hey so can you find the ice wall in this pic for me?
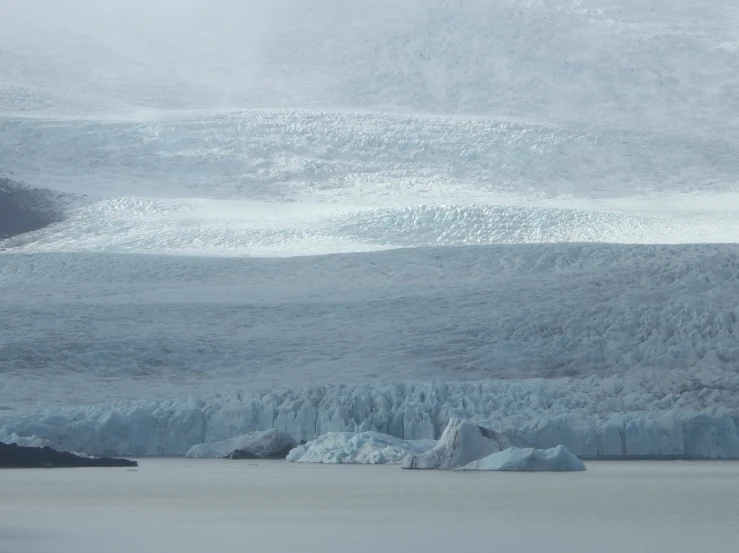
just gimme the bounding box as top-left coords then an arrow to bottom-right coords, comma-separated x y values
2,379 -> 738,458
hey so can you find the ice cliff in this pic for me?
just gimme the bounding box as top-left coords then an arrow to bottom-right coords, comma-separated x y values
2,378 -> 738,459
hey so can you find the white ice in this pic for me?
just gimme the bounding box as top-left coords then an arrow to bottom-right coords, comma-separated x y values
0,431 -> 55,450
461,445 -> 586,472
286,431 -> 436,464
403,418 -> 503,469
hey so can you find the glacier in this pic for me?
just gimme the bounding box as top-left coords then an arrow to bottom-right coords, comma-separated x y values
2,380 -> 738,459
1,0 -> 738,464
2,244 -> 738,410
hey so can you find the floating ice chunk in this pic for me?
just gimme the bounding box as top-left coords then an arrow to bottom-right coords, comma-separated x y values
461,445 -> 586,472
186,429 -> 297,459
402,418 -> 508,469
287,431 -> 436,464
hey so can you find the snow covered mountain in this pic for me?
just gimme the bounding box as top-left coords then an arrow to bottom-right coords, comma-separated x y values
1,0 -> 737,457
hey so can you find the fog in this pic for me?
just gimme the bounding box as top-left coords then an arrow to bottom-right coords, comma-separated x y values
0,0 -> 289,38
1,0 -> 737,125
0,0 -> 297,73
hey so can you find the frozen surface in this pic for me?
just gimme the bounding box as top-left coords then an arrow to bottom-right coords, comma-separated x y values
3,112 -> 739,208
185,429 -> 296,459
1,244 -> 738,412
1,459 -> 739,553
461,445 -> 586,472
3,381 -> 738,458
287,431 -> 436,464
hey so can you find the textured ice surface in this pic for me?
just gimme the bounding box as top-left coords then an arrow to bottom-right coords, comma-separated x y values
2,380 -> 738,458
0,431 -> 56,450
461,445 -> 586,472
3,112 -> 739,211
1,244 -> 738,410
185,429 -> 296,459
403,418 -> 503,469
286,431 -> 435,464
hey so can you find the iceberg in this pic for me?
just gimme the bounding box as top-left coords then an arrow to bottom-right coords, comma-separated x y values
287,431 -> 436,464
186,429 -> 297,459
460,445 -> 586,472
402,418 -> 508,469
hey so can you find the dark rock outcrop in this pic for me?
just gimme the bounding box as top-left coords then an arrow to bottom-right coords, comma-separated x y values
187,429 -> 298,459
0,177 -> 70,239
0,442 -> 137,468
224,441 -> 295,460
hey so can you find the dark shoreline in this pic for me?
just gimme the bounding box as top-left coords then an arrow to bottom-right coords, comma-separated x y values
0,443 -> 138,469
